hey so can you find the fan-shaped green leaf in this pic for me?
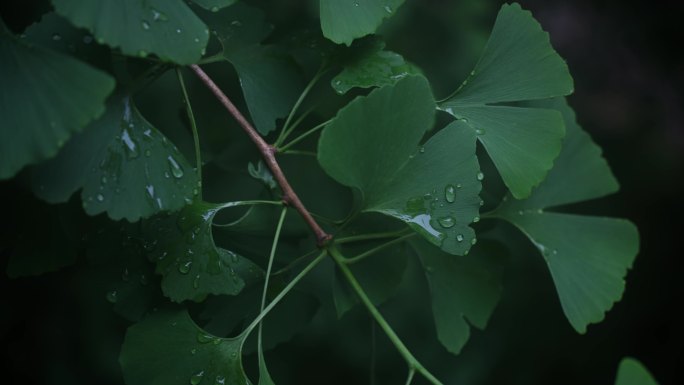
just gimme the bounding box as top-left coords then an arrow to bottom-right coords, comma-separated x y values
411,239 -> 503,355
331,39 -> 419,94
0,26 -> 114,179
120,309 -> 251,385
615,357 -> 659,385
198,3 -> 302,135
52,0 -> 209,64
492,98 -> 639,333
143,201 -> 263,303
318,77 -> 482,255
191,0 -> 238,12
320,0 -> 405,45
439,3 -> 574,199
31,97 -> 200,222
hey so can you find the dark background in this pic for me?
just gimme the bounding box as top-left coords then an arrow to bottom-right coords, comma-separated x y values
1,0 -> 682,384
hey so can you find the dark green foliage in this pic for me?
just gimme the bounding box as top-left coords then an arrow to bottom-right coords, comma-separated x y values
0,1 -> 650,385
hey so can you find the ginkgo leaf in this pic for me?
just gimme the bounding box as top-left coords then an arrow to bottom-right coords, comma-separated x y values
198,3 -> 302,135
52,0 -> 209,64
31,97 -> 200,222
492,98 -> 639,333
120,309 -> 251,385
319,0 -> 405,46
331,39 -> 420,94
0,24 -> 114,179
142,201 -> 263,303
191,0 -> 238,12
318,76 -> 482,255
439,3 -> 574,199
411,239 -> 503,355
614,357 -> 660,385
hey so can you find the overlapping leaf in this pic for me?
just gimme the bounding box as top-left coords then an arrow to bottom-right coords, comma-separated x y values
0,22 -> 114,179
31,97 -> 199,222
320,0 -> 405,45
52,0 -> 209,64
198,3 -> 302,135
143,201 -> 263,302
614,357 -> 659,385
331,39 -> 419,94
318,76 -> 482,255
120,309 -> 251,385
492,98 -> 639,333
439,3 -> 574,199
411,239 -> 503,355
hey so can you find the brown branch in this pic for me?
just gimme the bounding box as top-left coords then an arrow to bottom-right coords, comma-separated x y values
189,64 -> 332,247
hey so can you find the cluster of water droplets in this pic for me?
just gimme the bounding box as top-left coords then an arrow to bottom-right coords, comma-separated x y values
401,155 -> 486,252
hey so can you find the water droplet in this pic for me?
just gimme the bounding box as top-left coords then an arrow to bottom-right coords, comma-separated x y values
211,6 -> 219,12
194,37 -> 200,43
101,176 -> 108,184
144,149 -> 151,157
419,146 -> 425,154
52,33 -> 61,41
121,129 -> 139,159
139,50 -> 148,58
151,9 -> 168,21
230,20 -> 242,27
438,216 -> 455,228
471,238 -> 477,245
384,5 -> 393,13
121,268 -> 130,281
179,260 -> 192,274
475,128 -> 486,135
146,185 -> 156,201
354,2 -> 360,6
456,234 -> 464,242
167,156 -> 184,178
106,290 -> 118,303
96,194 -> 105,202
197,333 -> 214,344
141,21 -> 150,30
517,210 -> 525,216
473,216 -> 480,223
176,28 -> 182,34
191,348 -> 197,355
214,376 -> 226,385
476,172 -> 484,181
190,370 -> 204,385
193,274 -> 200,289
139,274 -> 148,286
444,184 -> 456,203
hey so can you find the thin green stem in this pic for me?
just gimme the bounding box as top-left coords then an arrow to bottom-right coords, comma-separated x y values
275,67 -> 326,147
272,248 -> 319,276
243,250 -> 327,336
197,54 -> 224,65
405,368 -> 416,385
258,207 -> 288,357
335,229 -> 412,245
280,150 -> 317,157
329,246 -> 443,385
343,233 -> 416,265
176,68 -> 203,197
278,119 -> 331,152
